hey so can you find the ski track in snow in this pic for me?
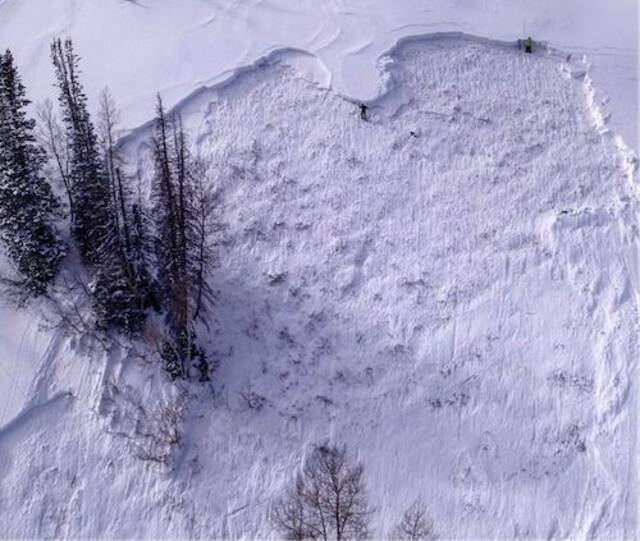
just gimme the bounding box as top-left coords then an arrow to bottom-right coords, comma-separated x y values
0,35 -> 638,539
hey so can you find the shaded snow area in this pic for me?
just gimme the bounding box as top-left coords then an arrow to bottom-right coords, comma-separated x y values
0,36 -> 638,539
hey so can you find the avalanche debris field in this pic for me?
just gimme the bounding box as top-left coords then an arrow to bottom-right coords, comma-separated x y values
0,36 -> 637,539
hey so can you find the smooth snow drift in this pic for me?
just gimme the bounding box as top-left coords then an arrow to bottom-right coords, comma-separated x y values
0,0 -> 637,150
0,35 -> 637,538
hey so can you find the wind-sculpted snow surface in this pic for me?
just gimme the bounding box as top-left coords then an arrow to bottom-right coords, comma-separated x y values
0,0 -> 636,149
0,37 -> 638,539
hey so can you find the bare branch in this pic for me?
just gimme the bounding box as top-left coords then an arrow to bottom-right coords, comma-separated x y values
393,500 -> 436,540
36,99 -> 73,218
272,444 -> 370,540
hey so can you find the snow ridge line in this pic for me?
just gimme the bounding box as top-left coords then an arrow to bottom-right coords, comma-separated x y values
116,30 -> 637,171
118,32 -> 564,146
117,46 -> 332,149
577,52 -> 639,540
0,391 -> 71,439
25,327 -> 66,410
581,58 -> 638,188
371,32 -> 529,106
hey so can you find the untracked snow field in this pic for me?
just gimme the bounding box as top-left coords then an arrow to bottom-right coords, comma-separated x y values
0,36 -> 638,539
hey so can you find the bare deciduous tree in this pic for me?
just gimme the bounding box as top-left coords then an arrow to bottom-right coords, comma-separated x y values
189,157 -> 217,324
393,500 -> 435,540
272,444 -> 370,540
98,88 -> 132,253
36,99 -> 73,217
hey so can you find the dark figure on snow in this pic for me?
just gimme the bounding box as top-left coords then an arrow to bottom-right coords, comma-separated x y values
360,103 -> 368,121
525,36 -> 533,53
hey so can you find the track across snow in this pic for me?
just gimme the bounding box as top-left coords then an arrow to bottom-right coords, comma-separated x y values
0,36 -> 637,539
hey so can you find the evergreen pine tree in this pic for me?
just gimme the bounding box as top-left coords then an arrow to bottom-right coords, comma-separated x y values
0,50 -> 65,295
130,201 -> 159,312
50,39 -> 147,333
50,38 -> 113,266
151,96 -> 212,379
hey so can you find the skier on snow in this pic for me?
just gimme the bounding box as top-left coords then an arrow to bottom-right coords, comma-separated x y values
360,103 -> 368,121
525,36 -> 533,53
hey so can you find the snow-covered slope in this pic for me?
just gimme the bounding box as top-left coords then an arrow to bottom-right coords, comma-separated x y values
0,0 -> 637,150
0,32 -> 637,538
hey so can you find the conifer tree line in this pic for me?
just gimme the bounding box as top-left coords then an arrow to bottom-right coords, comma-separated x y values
0,40 -> 214,381
0,50 -> 65,295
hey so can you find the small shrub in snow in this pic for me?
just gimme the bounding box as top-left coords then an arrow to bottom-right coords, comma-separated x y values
161,326 -> 209,381
266,271 -> 287,285
239,381 -> 266,411
393,500 -> 436,540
